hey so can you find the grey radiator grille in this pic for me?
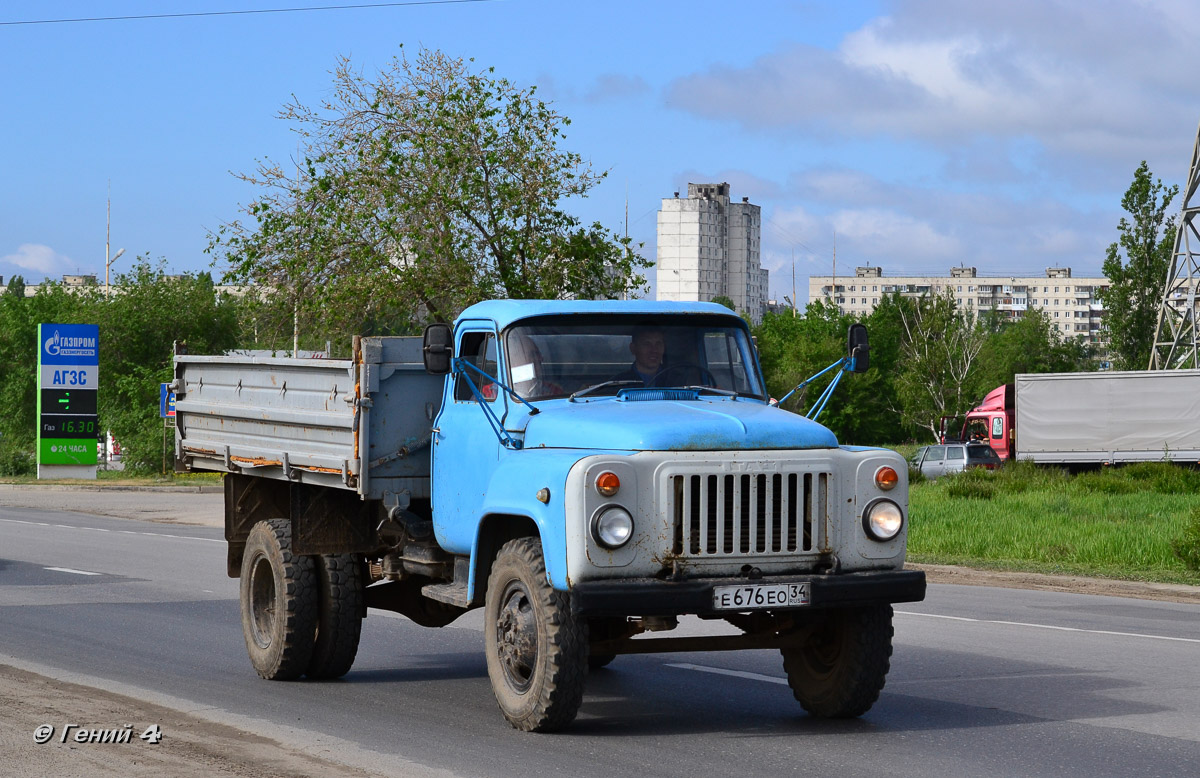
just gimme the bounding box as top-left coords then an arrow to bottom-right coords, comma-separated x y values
669,472 -> 828,557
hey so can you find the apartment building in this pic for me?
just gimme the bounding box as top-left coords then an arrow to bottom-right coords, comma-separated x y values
809,266 -> 1110,347
657,182 -> 769,324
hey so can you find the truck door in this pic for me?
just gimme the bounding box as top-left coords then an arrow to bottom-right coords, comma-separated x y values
430,325 -> 505,553
990,414 -> 1007,459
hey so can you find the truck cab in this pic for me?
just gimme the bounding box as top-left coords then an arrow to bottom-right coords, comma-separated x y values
426,301 -> 915,596
962,384 -> 1015,460
941,384 -> 1015,461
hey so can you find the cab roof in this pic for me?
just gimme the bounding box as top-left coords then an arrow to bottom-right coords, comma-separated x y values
456,299 -> 746,331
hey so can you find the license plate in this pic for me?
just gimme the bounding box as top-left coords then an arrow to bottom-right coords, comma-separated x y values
711,582 -> 810,610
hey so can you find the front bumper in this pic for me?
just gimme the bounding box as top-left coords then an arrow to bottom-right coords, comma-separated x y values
570,569 -> 926,617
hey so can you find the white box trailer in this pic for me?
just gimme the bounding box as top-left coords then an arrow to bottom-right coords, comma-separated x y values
1014,369 -> 1200,465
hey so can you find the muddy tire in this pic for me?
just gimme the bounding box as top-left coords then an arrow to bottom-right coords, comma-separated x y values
484,538 -> 588,732
306,554 -> 364,680
239,519 -> 318,681
781,604 -> 893,718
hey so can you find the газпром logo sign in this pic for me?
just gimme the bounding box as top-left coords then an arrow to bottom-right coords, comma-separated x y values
44,329 -> 97,359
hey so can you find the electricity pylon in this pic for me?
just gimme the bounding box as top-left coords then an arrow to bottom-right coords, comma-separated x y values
1150,119 -> 1200,370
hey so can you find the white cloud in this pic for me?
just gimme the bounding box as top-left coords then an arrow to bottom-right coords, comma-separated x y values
664,0 -> 1199,175
831,208 -> 963,261
1,243 -> 73,276
758,167 -> 1113,303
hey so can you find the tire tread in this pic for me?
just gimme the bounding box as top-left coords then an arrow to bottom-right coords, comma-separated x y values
781,604 -> 893,718
486,537 -> 588,732
240,519 -> 318,681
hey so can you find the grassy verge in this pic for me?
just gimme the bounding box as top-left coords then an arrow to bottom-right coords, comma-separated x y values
907,461 -> 1200,585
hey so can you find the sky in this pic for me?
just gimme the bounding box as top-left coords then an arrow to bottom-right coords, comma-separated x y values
3,0 -> 1199,306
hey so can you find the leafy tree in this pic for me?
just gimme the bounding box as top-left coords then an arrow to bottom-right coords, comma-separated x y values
894,289 -> 988,440
711,295 -> 736,312
1099,161 -> 1178,369
974,308 -> 1094,391
212,47 -> 649,334
4,275 -> 26,299
754,299 -> 909,445
97,259 -> 240,473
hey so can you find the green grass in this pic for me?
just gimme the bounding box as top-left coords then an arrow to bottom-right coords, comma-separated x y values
908,461 -> 1200,585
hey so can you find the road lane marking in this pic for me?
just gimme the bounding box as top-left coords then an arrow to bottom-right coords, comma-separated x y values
666,663 -> 787,685
0,517 -> 222,543
896,610 -> 1200,644
44,567 -> 103,576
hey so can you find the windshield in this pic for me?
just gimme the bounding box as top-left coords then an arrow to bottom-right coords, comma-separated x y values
504,315 -> 765,400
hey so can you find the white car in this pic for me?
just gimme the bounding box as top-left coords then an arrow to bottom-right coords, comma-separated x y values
910,443 -> 1001,480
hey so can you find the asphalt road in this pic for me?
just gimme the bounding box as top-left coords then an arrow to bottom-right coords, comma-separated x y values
2,497 -> 1199,778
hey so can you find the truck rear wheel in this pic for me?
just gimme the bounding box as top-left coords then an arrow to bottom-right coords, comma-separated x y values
781,604 -> 893,718
484,538 -> 588,732
239,519 -> 318,680
306,554 -> 364,680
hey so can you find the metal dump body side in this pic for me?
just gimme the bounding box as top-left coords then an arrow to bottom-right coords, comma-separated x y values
174,337 -> 441,499
1014,369 -> 1200,464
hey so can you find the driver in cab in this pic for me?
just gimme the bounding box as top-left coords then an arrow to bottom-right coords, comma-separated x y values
612,327 -> 666,385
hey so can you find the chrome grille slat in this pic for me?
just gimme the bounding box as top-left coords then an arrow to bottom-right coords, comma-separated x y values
669,470 -> 828,557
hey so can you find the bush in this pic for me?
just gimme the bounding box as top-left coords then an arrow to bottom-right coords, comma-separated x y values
1172,506 -> 1200,572
945,470 -> 996,500
1074,470 -> 1139,495
1071,462 -> 1200,496
0,441 -> 34,476
992,460 -> 1069,495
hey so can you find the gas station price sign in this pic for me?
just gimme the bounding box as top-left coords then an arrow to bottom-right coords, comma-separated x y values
37,324 -> 99,466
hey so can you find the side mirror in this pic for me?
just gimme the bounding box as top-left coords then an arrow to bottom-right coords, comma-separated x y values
847,323 -> 869,373
423,323 -> 453,375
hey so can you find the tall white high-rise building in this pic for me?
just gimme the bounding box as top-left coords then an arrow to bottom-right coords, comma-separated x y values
656,182 -> 768,323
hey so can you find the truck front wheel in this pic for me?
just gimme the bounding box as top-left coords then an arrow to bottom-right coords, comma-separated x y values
239,519 -> 318,680
484,538 -> 588,732
781,604 -> 893,718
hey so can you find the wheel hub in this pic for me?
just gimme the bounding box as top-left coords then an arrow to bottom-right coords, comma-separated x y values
248,555 -> 277,649
496,582 -> 537,693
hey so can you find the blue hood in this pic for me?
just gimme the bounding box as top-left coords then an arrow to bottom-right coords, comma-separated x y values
517,398 -> 838,451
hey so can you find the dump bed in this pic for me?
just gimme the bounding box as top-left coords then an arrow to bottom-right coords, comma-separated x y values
173,336 -> 441,500
1015,369 -> 1200,464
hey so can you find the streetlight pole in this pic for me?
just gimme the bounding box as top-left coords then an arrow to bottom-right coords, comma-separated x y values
105,183 -> 124,297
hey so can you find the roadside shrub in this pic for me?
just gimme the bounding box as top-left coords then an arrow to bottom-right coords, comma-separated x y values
0,441 -> 34,476
1134,462 -> 1200,494
1171,506 -> 1200,572
1074,470 -> 1139,495
945,470 -> 996,500
991,460 -> 1067,495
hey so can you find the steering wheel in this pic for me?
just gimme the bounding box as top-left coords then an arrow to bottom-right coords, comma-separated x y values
648,362 -> 718,388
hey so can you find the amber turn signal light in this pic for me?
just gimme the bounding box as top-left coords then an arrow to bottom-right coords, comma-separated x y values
596,471 -> 620,497
875,466 -> 899,491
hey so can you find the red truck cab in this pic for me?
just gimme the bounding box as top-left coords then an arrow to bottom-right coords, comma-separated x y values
942,384 -> 1015,460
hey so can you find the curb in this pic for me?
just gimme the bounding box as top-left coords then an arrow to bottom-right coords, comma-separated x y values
0,483 -> 222,494
908,562 -> 1200,604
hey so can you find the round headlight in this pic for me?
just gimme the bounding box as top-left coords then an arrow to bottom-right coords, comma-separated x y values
874,466 -> 899,491
862,499 -> 903,541
593,506 -> 634,548
595,471 -> 621,497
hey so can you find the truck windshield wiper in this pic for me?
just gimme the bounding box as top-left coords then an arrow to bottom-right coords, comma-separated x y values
569,379 -> 643,400
675,385 -> 739,397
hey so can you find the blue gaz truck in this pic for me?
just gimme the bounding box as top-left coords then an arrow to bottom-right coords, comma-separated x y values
173,300 -> 924,731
